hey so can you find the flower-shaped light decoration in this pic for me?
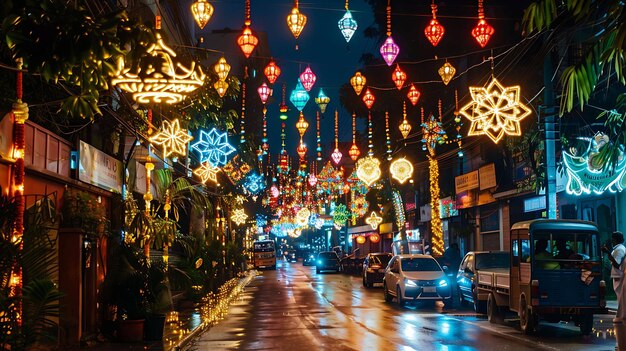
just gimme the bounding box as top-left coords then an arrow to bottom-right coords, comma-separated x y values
296,207 -> 311,227
365,211 -> 383,230
214,80 -> 228,97
264,60 -> 281,84
214,57 -> 230,81
308,174 -> 318,187
287,0 -> 307,40
472,0 -> 494,48
258,82 -> 271,104
244,172 -> 266,195
315,89 -> 330,114
362,89 -> 375,110
150,119 -> 193,158
350,196 -> 369,219
392,65 -> 406,90
191,0 -> 214,29
458,77 -> 532,144
299,66 -> 317,92
231,208 -> 248,226
438,62 -> 456,85
191,128 -> 236,166
407,84 -> 421,106
350,72 -> 366,96
424,2 -> 444,46
390,158 -> 414,184
338,8 -> 358,43
194,161 -> 220,184
112,33 -> 205,104
356,156 -> 381,187
290,79 -> 310,111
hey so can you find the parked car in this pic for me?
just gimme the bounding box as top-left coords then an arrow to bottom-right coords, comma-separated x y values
286,251 -> 298,262
362,252 -> 393,288
383,254 -> 451,306
456,251 -> 509,313
303,252 -> 316,266
316,251 -> 340,274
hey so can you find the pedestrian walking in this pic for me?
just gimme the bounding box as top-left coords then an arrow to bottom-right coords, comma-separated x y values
602,231 -> 626,320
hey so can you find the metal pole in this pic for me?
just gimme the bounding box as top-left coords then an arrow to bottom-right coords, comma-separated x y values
543,52 -> 558,219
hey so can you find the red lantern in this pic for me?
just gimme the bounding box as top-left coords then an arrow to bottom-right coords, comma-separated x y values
363,89 -> 375,110
407,84 -> 421,106
369,233 -> 380,243
299,66 -> 316,92
472,0 -> 494,48
392,64 -> 406,90
349,143 -> 360,161
264,60 -> 281,84
297,142 -> 307,160
258,82 -> 271,104
238,26 -> 258,58
424,3 -> 444,47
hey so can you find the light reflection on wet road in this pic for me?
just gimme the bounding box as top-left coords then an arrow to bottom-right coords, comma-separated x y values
187,260 -> 616,351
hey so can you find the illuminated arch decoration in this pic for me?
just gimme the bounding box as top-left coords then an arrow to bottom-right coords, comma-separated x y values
112,33 -> 205,104
194,161 -> 220,184
296,207 -> 311,226
231,209 -> 248,226
191,128 -> 236,166
390,158 -> 414,184
563,133 -> 626,195
244,172 -> 266,195
356,156 -> 381,187
365,211 -> 382,230
150,119 -> 193,158
338,1 -> 358,43
459,77 -> 531,144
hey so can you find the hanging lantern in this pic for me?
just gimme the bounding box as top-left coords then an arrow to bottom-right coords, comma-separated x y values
191,0 -> 214,30
392,64 -> 406,90
214,57 -> 230,81
315,89 -> 330,114
290,79 -> 310,111
238,26 -> 258,58
350,72 -> 366,96
258,82 -> 271,104
356,156 -> 381,187
331,110 -> 342,165
407,84 -> 421,106
472,0 -> 494,48
331,148 -> 343,165
308,174 -> 318,187
214,80 -> 228,97
297,142 -> 307,160
399,103 -> 411,138
338,4 -> 358,43
299,66 -> 316,92
363,88 -> 375,109
349,144 -> 360,161
379,1 -> 399,66
424,2 -> 445,47
438,61 -> 456,85
390,158 -> 414,184
369,233 -> 381,243
356,235 -> 366,244
264,60 -> 281,84
296,112 -> 309,137
287,0 -> 307,40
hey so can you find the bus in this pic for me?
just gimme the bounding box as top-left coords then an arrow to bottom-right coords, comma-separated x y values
253,240 -> 277,269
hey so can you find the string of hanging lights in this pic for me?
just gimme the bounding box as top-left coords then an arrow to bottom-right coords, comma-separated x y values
349,112 -> 360,161
237,0 -> 258,58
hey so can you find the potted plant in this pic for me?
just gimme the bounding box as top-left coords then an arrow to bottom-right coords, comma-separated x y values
144,259 -> 171,341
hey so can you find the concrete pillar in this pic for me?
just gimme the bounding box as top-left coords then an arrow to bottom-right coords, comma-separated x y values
58,228 -> 84,346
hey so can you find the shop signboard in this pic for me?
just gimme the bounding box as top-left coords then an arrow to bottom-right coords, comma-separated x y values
455,170 -> 479,194
479,163 -> 497,190
78,141 -> 122,193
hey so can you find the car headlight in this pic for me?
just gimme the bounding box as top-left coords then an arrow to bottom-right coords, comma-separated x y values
438,279 -> 448,287
317,260 -> 322,265
405,279 -> 418,287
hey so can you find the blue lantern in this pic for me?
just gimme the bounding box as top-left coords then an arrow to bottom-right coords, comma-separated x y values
290,79 -> 309,112
338,10 -> 358,42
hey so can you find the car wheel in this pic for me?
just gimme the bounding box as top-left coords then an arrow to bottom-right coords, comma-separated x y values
363,274 -> 368,288
383,281 -> 393,302
396,286 -> 406,307
579,314 -> 593,336
519,296 -> 536,335
472,286 -> 486,314
487,293 -> 504,324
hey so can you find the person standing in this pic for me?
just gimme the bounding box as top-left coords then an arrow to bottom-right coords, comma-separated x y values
603,231 -> 626,321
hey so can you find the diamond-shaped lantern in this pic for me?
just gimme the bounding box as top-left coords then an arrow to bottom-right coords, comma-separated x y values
350,72 -> 366,96
264,60 -> 281,84
214,57 -> 230,81
392,64 -> 406,90
287,1 -> 307,40
438,62 -> 456,85
296,112 -> 309,137
315,89 -> 330,114
258,82 -> 271,104
299,66 -> 316,92
472,19 -> 494,48
338,9 -> 358,42
363,89 -> 375,110
407,84 -> 421,106
191,0 -> 214,30
237,26 -> 258,58
349,143 -> 360,161
297,142 -> 307,160
331,148 -> 343,165
424,3 -> 444,47
214,80 -> 228,97
290,79 -> 309,111
399,115 -> 411,139
380,36 -> 399,66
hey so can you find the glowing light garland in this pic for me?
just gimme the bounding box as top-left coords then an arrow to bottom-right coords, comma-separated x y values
231,209 -> 248,226
365,211 -> 383,230
459,77 -> 531,144
194,161 -> 220,184
191,128 -> 236,166
331,110 -> 342,165
385,111 -> 392,161
428,155 -> 443,256
150,119 -> 193,158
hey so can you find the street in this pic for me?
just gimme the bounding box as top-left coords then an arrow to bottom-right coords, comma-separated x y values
187,260 -> 617,351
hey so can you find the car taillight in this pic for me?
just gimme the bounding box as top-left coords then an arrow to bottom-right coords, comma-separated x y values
370,265 -> 381,270
600,280 -> 606,308
531,280 -> 539,306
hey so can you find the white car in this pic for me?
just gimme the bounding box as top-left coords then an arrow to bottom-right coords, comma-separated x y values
383,254 -> 452,306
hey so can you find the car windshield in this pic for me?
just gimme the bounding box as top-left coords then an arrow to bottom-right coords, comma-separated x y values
371,255 -> 392,266
401,257 -> 441,272
476,253 -> 510,270
319,252 -> 337,259
253,241 -> 275,252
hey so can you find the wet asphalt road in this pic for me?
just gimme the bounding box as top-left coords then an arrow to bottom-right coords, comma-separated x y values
187,260 -> 618,351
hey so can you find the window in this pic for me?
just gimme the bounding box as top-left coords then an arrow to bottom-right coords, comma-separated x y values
371,254 -> 392,266
521,239 -> 530,262
476,253 -> 510,269
401,258 -> 442,272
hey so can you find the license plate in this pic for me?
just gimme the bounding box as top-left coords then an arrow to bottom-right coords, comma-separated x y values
373,282 -> 383,287
423,286 -> 436,293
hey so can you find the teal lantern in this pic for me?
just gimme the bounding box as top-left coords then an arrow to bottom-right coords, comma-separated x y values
290,79 -> 309,112
338,9 -> 358,43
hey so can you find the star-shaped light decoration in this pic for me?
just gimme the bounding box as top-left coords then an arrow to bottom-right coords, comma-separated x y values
194,161 -> 220,184
459,77 -> 532,144
365,211 -> 383,230
244,172 -> 266,195
231,209 -> 248,226
191,128 -> 236,166
150,119 -> 193,158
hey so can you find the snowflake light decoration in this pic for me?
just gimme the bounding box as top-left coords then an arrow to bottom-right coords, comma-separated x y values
231,209 -> 248,226
244,172 -> 266,195
194,161 -> 220,184
150,119 -> 193,158
365,211 -> 382,230
191,128 -> 236,166
459,77 -> 532,144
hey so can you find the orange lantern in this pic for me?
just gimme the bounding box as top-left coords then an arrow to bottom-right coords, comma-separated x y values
237,0 -> 257,58
264,60 -> 281,84
297,141 -> 307,160
296,112 -> 309,137
472,0 -> 494,48
356,235 -> 366,244
407,84 -> 420,106
392,64 -> 406,90
363,89 -> 375,109
349,144 -> 360,161
287,0 -> 307,40
350,72 -> 366,96
424,2 -> 445,47
369,233 -> 380,243
191,0 -> 214,30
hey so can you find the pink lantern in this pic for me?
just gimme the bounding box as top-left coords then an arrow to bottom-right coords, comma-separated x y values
258,82 -> 271,104
299,66 -> 316,92
331,148 -> 343,165
380,36 -> 399,66
308,174 -> 318,187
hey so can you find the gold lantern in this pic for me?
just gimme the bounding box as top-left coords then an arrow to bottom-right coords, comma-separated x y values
191,0 -> 214,30
438,61 -> 456,85
214,80 -> 228,97
350,71 -> 366,95
287,0 -> 307,40
214,57 -> 230,81
296,112 -> 309,137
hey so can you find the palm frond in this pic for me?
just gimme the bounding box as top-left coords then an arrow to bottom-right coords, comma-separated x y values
523,0 -> 558,34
